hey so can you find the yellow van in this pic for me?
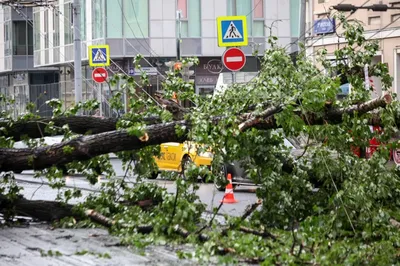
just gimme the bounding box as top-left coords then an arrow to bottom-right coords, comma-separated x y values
149,141 -> 213,179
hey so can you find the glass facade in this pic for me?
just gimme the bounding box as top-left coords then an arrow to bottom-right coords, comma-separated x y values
4,21 -> 12,56
13,21 -> 33,55
53,5 -> 60,46
64,1 -> 73,44
227,0 -> 264,37
33,11 -> 40,50
105,0 -> 123,38
253,0 -> 264,37
178,0 -> 201,38
290,0 -> 300,38
92,0 -> 104,39
123,0 -> 149,38
44,9 -> 49,48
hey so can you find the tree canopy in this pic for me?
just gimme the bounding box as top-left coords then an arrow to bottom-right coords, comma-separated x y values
1,15 -> 400,264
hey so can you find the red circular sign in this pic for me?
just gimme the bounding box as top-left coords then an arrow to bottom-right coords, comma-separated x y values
92,67 -> 108,83
222,48 -> 246,72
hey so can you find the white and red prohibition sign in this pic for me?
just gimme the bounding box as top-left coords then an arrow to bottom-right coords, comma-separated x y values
222,47 -> 246,72
92,67 -> 108,83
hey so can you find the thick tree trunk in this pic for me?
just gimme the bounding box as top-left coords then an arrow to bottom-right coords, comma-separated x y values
0,115 -> 161,141
252,94 -> 392,130
0,95 -> 391,141
0,195 -> 74,221
0,121 -> 189,172
0,95 -> 393,173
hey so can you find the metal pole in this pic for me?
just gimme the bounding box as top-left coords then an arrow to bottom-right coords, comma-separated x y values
176,10 -> 182,60
73,0 -> 82,109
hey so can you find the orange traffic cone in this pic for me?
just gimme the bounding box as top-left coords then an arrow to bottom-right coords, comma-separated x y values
221,173 -> 238,204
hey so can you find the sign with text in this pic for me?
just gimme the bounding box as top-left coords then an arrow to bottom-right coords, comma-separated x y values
314,18 -> 335,35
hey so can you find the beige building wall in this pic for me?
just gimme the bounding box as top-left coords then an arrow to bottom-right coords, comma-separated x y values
307,0 -> 400,97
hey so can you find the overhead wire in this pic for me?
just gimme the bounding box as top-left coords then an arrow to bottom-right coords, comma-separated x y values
306,0 -> 371,58
284,0 -> 347,51
49,4 -> 164,109
127,0 -> 162,59
116,0 -> 198,106
244,0 -> 371,86
11,5 -> 118,111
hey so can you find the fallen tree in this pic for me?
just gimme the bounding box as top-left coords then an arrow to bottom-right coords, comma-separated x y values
1,16 -> 400,265
0,94 -> 393,173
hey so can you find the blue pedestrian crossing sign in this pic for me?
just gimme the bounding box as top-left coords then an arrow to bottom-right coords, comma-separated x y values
217,16 -> 248,47
88,45 -> 110,67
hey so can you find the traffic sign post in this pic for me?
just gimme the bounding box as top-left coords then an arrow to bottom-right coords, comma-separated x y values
92,67 -> 108,83
89,45 -> 110,67
217,16 -> 248,47
222,48 -> 246,72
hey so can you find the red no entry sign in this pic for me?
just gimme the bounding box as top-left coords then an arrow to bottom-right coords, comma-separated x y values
92,67 -> 108,83
222,47 -> 246,72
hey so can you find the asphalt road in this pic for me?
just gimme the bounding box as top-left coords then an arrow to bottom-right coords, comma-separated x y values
1,158 -> 259,266
14,158 -> 259,218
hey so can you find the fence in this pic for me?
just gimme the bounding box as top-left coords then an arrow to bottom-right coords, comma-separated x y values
0,78 -> 172,119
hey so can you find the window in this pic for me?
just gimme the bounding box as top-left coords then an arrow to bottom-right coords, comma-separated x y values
4,21 -> 12,58
4,21 -> 10,42
44,9 -> 49,48
53,6 -> 60,46
227,0 -> 264,36
13,22 -> 33,55
33,12 -> 40,50
123,0 -> 148,38
253,0 -> 264,37
368,16 -> 380,26
392,14 -> 400,23
177,0 -> 201,38
92,0 -> 104,39
106,0 -> 122,38
64,2 -> 73,44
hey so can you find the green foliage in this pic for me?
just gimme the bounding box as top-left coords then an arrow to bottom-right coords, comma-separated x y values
2,14 -> 400,264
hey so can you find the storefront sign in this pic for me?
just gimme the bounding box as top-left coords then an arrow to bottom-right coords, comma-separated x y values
196,58 -> 225,75
195,75 -> 218,85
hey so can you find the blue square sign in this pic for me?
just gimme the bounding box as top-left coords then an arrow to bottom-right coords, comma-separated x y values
88,45 -> 110,67
217,16 -> 248,47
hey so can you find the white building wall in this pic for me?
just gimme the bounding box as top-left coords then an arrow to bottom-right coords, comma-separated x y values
149,0 -> 177,57
201,0 -> 227,56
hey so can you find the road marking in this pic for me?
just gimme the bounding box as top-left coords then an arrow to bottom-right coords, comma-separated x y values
226,56 -> 243,62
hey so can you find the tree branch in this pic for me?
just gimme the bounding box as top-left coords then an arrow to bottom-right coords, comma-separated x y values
0,121 -> 189,172
0,115 -> 161,141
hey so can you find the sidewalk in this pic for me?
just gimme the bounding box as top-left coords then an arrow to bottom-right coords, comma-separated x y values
0,224 -> 196,266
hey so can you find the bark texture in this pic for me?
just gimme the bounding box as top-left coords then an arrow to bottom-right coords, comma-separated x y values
0,115 -> 161,141
0,195 -> 74,221
0,121 -> 189,172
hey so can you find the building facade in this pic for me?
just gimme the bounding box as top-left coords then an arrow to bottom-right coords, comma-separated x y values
306,0 -> 400,97
0,0 -> 302,117
0,6 -> 59,118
